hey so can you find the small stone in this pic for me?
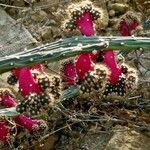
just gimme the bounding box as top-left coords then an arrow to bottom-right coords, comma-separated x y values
109,10 -> 115,17
31,10 -> 48,22
111,3 -> 129,13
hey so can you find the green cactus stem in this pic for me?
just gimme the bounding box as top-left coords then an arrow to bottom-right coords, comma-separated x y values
143,18 -> 150,30
0,107 -> 18,117
0,36 -> 149,74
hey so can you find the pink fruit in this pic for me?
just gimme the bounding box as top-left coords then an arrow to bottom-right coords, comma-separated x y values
75,12 -> 95,36
75,54 -> 94,80
119,19 -> 139,36
15,115 -> 39,132
90,53 -> 100,61
129,19 -> 139,31
119,20 -> 130,36
0,95 -> 16,108
62,61 -> 77,85
17,67 -> 40,97
0,122 -> 9,144
103,50 -> 122,85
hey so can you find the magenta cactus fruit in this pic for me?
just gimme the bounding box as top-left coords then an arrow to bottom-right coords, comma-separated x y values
0,89 -> 16,108
12,65 -> 48,97
61,59 -> 77,86
119,20 -> 130,36
14,115 -> 47,136
65,2 -> 101,36
0,122 -> 9,145
75,54 -> 94,81
15,114 -> 40,132
119,11 -> 140,36
16,67 -> 41,97
75,12 -> 95,36
0,95 -> 16,108
102,50 -> 122,85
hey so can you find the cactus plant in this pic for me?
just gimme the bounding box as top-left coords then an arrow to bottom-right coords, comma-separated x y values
61,0 -> 148,100
0,1 -> 150,149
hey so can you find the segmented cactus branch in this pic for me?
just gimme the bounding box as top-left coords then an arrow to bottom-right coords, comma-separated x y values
0,36 -> 149,73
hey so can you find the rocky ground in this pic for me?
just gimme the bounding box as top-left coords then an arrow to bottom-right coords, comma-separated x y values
0,0 -> 150,149
1,0 -> 149,43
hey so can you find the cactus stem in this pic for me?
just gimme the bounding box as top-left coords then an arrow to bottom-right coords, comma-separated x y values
0,36 -> 149,74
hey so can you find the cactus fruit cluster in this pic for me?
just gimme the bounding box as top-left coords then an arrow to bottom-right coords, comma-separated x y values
61,1 -> 140,100
0,0 -> 150,149
0,115 -> 47,146
9,65 -> 62,116
0,106 -> 47,147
